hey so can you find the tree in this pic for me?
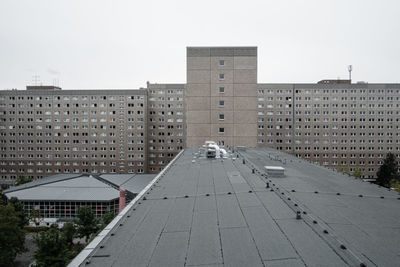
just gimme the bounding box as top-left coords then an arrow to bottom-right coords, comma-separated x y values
390,179 -> 400,193
15,175 -> 33,186
34,226 -> 69,267
0,204 -> 26,266
29,209 -> 42,226
8,197 -> 28,228
62,222 -> 76,248
376,153 -> 399,188
0,192 -> 6,206
101,210 -> 115,227
352,168 -> 363,179
75,206 -> 98,243
338,167 -> 351,175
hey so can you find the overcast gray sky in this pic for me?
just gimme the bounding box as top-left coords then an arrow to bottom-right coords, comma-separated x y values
1,0 -> 399,90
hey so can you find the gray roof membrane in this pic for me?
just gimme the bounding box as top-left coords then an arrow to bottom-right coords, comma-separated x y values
5,174 -> 156,202
76,148 -> 400,267
4,174 -> 82,193
5,176 -> 119,201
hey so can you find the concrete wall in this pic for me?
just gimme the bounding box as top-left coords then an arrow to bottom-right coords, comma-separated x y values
186,47 -> 257,148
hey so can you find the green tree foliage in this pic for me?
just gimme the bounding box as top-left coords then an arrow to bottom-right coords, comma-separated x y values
75,206 -> 99,242
29,209 -> 42,226
15,175 -> 33,186
102,210 -> 115,227
62,222 -> 76,248
8,197 -> 28,228
0,192 -> 6,206
390,179 -> 400,193
34,226 -> 69,267
0,204 -> 26,266
352,168 -> 363,179
338,167 -> 351,175
376,153 -> 399,188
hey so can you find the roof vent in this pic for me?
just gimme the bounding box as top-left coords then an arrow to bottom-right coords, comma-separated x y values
264,166 -> 285,177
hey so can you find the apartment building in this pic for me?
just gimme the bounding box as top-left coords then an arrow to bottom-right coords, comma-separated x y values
0,88 -> 148,186
186,47 -> 257,147
256,83 -> 400,178
147,83 -> 185,173
1,46 -> 399,186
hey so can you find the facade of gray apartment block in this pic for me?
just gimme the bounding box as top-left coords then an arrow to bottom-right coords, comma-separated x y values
256,83 -> 400,178
186,47 -> 258,148
147,83 -> 185,173
0,46 -> 399,185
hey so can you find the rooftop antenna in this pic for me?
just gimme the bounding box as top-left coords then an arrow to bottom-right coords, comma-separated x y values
348,65 -> 352,83
32,75 -> 40,86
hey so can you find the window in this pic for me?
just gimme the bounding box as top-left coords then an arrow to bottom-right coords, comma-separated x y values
219,60 -> 225,66
219,87 -> 225,93
219,73 -> 225,80
219,114 -> 224,120
219,127 -> 225,133
219,100 -> 224,107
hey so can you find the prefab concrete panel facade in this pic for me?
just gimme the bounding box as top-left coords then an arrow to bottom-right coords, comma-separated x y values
186,47 -> 258,148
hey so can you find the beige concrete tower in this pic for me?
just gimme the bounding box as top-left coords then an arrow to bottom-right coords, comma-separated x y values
186,47 -> 257,147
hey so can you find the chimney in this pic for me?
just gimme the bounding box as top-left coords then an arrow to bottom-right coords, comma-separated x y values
119,188 -> 126,211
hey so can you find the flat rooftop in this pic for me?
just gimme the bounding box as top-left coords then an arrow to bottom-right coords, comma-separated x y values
72,148 -> 400,267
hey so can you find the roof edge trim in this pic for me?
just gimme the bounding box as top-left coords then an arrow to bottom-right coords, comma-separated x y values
67,149 -> 185,267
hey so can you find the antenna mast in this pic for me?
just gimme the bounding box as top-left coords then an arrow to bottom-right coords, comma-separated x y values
348,65 -> 352,83
32,75 -> 41,86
